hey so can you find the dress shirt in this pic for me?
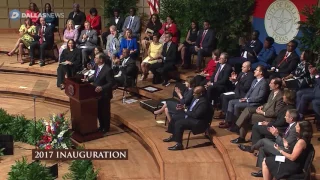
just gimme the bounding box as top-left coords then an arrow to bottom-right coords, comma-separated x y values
115,17 -> 119,24
122,57 -> 130,66
211,64 -> 225,85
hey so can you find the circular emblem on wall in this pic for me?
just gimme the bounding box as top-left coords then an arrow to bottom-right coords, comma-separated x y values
264,0 -> 300,44
67,84 -> 75,96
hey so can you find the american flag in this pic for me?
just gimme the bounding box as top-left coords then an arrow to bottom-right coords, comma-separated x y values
147,0 -> 159,15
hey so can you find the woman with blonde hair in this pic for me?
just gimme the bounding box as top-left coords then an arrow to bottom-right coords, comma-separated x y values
58,19 -> 78,61
7,18 -> 36,64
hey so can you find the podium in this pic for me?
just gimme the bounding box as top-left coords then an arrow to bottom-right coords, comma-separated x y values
65,77 -> 103,142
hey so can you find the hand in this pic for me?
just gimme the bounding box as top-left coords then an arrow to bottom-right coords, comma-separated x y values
268,126 -> 279,136
256,109 -> 264,115
256,106 -> 263,111
274,143 -> 280,151
206,81 -> 212,87
239,98 -> 247,102
174,87 -> 181,94
195,47 -> 200,52
83,34 -> 88,39
261,121 -> 268,126
87,63 -> 93,70
95,86 -> 102,93
130,50 -> 135,54
65,60 -> 72,65
283,138 -> 289,149
309,67 -> 318,75
119,55 -> 123,59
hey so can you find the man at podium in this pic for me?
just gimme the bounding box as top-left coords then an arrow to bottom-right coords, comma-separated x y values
89,52 -> 115,132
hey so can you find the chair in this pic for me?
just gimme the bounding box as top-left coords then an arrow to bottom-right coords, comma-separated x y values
17,43 -> 58,62
54,17 -> 62,41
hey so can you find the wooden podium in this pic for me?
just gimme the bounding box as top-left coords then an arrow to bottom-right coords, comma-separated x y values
65,77 -> 103,143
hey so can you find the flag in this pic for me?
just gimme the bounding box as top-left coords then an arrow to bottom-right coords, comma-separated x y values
147,0 -> 159,15
252,0 -> 318,53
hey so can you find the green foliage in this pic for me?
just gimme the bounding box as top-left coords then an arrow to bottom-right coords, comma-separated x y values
63,160 -> 99,180
295,5 -> 320,67
159,0 -> 255,55
0,148 -> 4,156
8,157 -> 54,180
103,0 -> 138,19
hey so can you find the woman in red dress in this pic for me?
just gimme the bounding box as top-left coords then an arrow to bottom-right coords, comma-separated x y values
159,16 -> 178,44
86,8 -> 101,35
25,3 -> 40,25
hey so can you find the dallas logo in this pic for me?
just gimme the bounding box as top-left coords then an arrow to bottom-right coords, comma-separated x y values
264,0 -> 300,44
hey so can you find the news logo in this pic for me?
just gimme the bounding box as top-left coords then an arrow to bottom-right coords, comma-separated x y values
9,9 -> 21,20
8,10 -> 65,20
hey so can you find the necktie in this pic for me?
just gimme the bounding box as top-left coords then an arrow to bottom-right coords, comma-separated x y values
284,124 -> 291,136
214,66 -> 222,82
278,52 -> 289,67
245,79 -> 258,98
127,17 -> 133,29
39,26 -> 44,44
95,67 -> 101,78
200,30 -> 207,47
185,99 -> 199,119
166,43 -> 170,52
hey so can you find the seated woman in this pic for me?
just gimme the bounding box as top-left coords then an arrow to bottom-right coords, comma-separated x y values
282,50 -> 313,90
7,18 -> 36,64
86,8 -> 101,35
140,33 -> 163,81
178,21 -> 198,66
89,46 -> 104,69
57,39 -> 81,90
141,14 -> 162,57
263,120 -> 313,180
154,76 -> 195,123
118,29 -> 138,60
26,2 -> 40,25
58,20 -> 78,61
194,49 -> 220,86
43,3 -> 56,30
159,16 -> 178,44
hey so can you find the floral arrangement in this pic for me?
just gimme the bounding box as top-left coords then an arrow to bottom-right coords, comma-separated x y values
37,113 -> 73,150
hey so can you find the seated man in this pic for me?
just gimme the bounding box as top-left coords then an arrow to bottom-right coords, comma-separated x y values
113,48 -> 138,87
251,36 -> 276,69
238,109 -> 299,178
101,9 -> 124,47
78,21 -> 98,69
219,65 -> 269,129
230,78 -> 284,143
269,40 -> 299,78
218,61 -> 254,118
121,7 -> 141,38
251,89 -> 296,144
206,52 -> 233,105
105,25 -> 120,60
29,17 -> 54,67
228,30 -> 263,73
163,86 -> 212,150
149,33 -> 178,86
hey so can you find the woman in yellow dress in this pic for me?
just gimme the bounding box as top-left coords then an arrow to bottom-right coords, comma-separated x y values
140,33 -> 163,81
7,18 -> 36,64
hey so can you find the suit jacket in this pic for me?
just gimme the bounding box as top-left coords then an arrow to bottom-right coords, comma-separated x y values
268,104 -> 295,132
122,16 -> 141,36
210,63 -> 233,87
245,78 -> 269,104
261,90 -> 284,117
119,57 -> 137,77
196,29 -> 215,51
272,49 -> 300,75
234,71 -> 255,98
67,11 -> 86,27
78,29 -> 98,47
242,39 -> 263,61
34,25 -> 54,45
106,34 -> 120,56
108,16 -> 125,33
89,64 -> 115,99
275,122 -> 298,153
162,42 -> 178,65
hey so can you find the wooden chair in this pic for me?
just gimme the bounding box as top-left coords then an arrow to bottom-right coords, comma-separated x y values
17,43 -> 59,62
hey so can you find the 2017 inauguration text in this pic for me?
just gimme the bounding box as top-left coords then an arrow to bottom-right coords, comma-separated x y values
32,149 -> 128,160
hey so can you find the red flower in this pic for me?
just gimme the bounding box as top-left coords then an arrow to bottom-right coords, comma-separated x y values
58,114 -> 63,118
45,144 -> 52,149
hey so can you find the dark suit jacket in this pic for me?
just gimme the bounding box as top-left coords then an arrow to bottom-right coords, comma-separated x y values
195,29 -> 215,51
242,39 -> 263,60
120,57 -> 138,77
89,64 -> 115,99
268,104 -> 295,132
78,29 -> 98,47
245,78 -> 269,104
262,90 -> 284,118
108,16 -> 125,33
34,25 -> 54,45
122,16 -> 141,36
234,71 -> 255,98
275,122 -> 298,152
67,11 -> 86,27
210,63 -> 233,87
162,42 -> 178,65
272,49 -> 300,75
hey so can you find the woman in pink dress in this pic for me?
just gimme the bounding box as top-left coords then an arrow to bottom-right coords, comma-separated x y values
58,20 -> 78,61
25,3 -> 40,25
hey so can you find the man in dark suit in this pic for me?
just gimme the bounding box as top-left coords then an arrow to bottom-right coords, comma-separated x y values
269,40 -> 300,78
230,78 -> 284,143
114,48 -> 138,87
121,8 -> 141,38
88,53 -> 115,132
206,52 -> 233,105
67,3 -> 86,32
218,61 -> 255,118
229,30 -> 263,73
101,9 -> 125,47
29,17 -> 54,67
219,65 -> 269,129
163,86 -> 212,150
238,109 -> 299,177
78,21 -> 98,68
150,33 -> 178,86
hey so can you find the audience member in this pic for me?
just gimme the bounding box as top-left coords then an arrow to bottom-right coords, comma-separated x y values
159,16 -> 178,44
29,17 -> 54,67
101,9 -> 124,47
59,19 -> 78,61
193,49 -> 220,86
251,89 -> 296,144
150,33 -> 178,86
26,2 -> 40,25
206,52 -> 233,105
141,14 -> 162,57
67,3 -> 86,31
122,8 -> 141,38
119,29 -> 138,59
218,61 -> 254,118
269,40 -> 300,78
86,8 -> 102,35
105,25 -> 120,60
230,78 -> 284,142
89,47 -> 104,68
7,18 -> 36,64
219,65 -> 269,129
263,121 -> 313,180
251,36 -> 276,69
163,86 -> 212,150
56,39 -> 81,89
179,21 -> 199,67
42,3 -> 56,30
78,21 -> 98,68
141,33 -> 163,80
